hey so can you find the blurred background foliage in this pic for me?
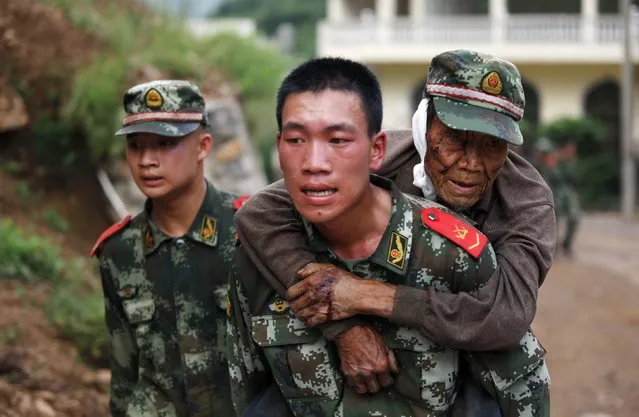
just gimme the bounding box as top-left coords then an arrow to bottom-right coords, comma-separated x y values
541,117 -> 618,210
0,0 -> 298,364
0,218 -> 107,365
26,0 -> 295,172
213,0 -> 325,58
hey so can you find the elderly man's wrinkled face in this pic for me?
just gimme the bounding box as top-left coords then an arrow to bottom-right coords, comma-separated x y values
424,115 -> 509,210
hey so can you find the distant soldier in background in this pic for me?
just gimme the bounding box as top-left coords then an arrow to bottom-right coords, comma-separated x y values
533,137 -> 558,183
554,139 -> 581,257
90,80 -> 244,417
535,137 -> 580,257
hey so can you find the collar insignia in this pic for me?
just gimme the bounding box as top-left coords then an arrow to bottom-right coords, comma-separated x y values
145,227 -> 155,249
200,215 -> 217,243
386,231 -> 408,270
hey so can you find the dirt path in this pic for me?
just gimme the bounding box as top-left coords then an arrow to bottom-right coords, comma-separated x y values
533,214 -> 639,417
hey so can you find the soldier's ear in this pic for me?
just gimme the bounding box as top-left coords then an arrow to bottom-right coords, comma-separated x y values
197,130 -> 213,161
369,131 -> 387,171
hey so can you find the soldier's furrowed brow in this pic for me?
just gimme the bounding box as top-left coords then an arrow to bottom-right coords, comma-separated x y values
323,123 -> 357,134
282,121 -> 306,131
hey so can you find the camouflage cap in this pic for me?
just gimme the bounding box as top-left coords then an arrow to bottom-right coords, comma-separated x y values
425,50 -> 525,145
115,80 -> 209,137
534,137 -> 554,153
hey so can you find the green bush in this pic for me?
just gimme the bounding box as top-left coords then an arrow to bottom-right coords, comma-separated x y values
47,257 -> 108,366
542,117 -> 607,153
63,53 -> 129,162
0,219 -> 107,364
30,117 -> 78,168
195,32 -> 295,150
541,117 -> 616,210
2,160 -> 23,174
0,219 -> 64,283
40,208 -> 70,233
29,0 -> 294,167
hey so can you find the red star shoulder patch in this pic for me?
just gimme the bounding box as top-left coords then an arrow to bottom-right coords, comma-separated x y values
421,208 -> 488,259
89,215 -> 132,257
232,195 -> 250,210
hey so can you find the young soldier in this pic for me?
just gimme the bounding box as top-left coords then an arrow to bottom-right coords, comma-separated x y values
235,50 -> 554,416
227,58 -> 548,417
91,80 -> 242,417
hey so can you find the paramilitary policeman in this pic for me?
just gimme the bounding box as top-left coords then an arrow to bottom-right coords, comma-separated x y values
235,51 -> 553,416
227,57 -> 549,417
91,80 -> 245,417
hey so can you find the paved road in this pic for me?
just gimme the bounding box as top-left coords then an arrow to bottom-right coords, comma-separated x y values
569,213 -> 639,286
534,213 -> 639,417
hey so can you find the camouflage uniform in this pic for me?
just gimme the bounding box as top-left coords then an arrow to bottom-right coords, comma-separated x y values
426,51 -> 551,416
554,158 -> 580,254
234,50 -> 552,417
92,80 -> 239,417
227,176 -> 549,417
534,138 -> 580,255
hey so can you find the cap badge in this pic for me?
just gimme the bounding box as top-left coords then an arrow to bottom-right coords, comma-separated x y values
145,88 -> 164,109
481,71 -> 503,95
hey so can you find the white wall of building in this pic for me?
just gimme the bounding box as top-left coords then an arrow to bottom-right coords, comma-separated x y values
374,63 -> 425,129
518,64 -> 619,123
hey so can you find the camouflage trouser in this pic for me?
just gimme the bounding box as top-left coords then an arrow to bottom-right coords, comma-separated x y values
241,383 -> 294,417
467,359 -> 550,417
465,330 -> 550,417
125,384 -> 179,417
555,187 -> 580,252
494,360 -> 550,417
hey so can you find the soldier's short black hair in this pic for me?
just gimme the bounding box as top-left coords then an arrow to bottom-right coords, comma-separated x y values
276,57 -> 383,137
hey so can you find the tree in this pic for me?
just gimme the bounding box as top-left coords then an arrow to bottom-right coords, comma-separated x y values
212,0 -> 325,57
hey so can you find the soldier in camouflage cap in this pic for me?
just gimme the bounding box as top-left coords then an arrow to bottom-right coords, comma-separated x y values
115,79 -> 210,137
426,49 -> 525,145
232,52 -> 555,417
534,137 -> 581,258
92,80 -> 245,417
227,57 -> 549,417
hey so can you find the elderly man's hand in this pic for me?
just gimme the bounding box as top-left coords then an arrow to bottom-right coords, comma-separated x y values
286,263 -> 361,327
286,263 -> 397,327
335,324 -> 399,394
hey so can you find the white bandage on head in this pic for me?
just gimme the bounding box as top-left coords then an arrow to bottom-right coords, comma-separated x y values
412,98 -> 437,200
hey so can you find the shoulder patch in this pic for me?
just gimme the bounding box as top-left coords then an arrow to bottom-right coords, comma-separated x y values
421,208 -> 488,259
232,195 -> 250,210
90,215 -> 132,257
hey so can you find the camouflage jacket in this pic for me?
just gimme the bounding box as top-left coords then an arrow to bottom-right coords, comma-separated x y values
227,177 -> 547,417
94,181 -> 238,417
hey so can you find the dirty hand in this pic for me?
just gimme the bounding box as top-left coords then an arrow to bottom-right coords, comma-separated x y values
336,324 -> 400,394
286,263 -> 364,327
